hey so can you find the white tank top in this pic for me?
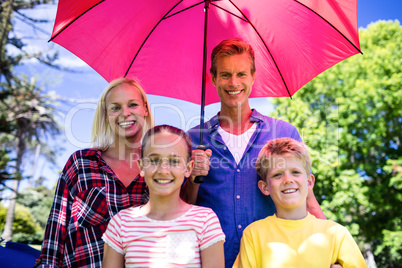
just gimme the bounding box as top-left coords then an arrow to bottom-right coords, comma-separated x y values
217,123 -> 257,164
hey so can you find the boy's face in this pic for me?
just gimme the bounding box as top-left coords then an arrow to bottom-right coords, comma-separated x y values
258,155 -> 314,214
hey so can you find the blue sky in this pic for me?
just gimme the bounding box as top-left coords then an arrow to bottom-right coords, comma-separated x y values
358,0 -> 402,27
7,1 -> 402,189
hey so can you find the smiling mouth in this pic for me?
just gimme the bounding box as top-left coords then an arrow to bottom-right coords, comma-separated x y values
282,189 -> 297,194
155,179 -> 173,184
227,90 -> 242,95
118,121 -> 135,128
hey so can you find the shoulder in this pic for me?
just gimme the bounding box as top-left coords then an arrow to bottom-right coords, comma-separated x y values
113,206 -> 143,222
247,215 -> 273,229
60,148 -> 102,182
187,205 -> 220,220
312,218 -> 357,248
252,109 -> 301,141
308,214 -> 347,233
258,114 -> 297,130
241,216 -> 272,239
65,148 -> 101,167
69,148 -> 101,160
252,109 -> 291,124
187,114 -> 219,137
189,205 -> 215,215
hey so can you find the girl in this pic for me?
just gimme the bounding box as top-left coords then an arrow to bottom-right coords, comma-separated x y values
102,125 -> 225,267
35,78 -> 154,267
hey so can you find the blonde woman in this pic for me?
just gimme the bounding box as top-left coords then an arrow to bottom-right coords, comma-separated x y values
35,78 -> 154,268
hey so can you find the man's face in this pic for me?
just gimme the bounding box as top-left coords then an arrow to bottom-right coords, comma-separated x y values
212,53 -> 255,110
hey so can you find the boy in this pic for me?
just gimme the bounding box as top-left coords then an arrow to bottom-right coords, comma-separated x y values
233,138 -> 367,268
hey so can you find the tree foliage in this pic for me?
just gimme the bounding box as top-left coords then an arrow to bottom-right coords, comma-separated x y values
0,74 -> 61,241
1,0 -> 62,241
0,202 -> 42,243
17,186 -> 54,229
269,20 -> 402,267
1,0 -> 55,83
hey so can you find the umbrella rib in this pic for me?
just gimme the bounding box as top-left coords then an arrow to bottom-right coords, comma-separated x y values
164,1 -> 204,20
227,0 -> 293,98
293,0 -> 362,54
124,1 -> 184,78
49,0 -> 105,42
210,3 -> 248,23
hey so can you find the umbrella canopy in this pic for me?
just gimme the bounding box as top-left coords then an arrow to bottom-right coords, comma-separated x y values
51,0 -> 361,106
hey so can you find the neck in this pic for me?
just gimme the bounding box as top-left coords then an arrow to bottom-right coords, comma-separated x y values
105,137 -> 142,161
219,104 -> 253,135
275,205 -> 308,220
143,193 -> 189,221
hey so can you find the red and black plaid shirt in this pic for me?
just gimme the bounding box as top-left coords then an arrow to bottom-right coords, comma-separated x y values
35,149 -> 148,268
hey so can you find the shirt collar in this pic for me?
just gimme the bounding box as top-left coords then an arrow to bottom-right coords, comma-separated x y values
82,148 -> 102,159
82,148 -> 110,170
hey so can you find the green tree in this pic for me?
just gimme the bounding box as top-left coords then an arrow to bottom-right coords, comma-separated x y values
18,185 -> 54,229
374,157 -> 402,264
270,20 -> 401,267
0,75 -> 61,241
0,149 -> 12,195
1,0 -> 56,84
1,0 -> 62,241
0,203 -> 42,243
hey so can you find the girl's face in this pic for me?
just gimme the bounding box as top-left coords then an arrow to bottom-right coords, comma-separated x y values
139,132 -> 194,198
105,83 -> 148,142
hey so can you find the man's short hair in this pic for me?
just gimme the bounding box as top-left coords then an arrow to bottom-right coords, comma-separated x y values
210,38 -> 255,77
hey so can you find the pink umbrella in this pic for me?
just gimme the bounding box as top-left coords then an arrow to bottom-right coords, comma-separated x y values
51,0 -> 361,151
51,0 -> 360,101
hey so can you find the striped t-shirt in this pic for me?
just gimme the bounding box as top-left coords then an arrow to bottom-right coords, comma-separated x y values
102,205 -> 225,267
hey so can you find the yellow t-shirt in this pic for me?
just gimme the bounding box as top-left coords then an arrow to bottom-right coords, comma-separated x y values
233,213 -> 367,268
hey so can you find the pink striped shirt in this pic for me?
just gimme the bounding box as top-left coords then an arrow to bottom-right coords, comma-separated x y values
102,205 -> 225,267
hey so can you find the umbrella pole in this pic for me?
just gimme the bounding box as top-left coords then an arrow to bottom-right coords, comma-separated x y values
194,0 -> 211,184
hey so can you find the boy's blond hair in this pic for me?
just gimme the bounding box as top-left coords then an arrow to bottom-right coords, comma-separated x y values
255,138 -> 311,182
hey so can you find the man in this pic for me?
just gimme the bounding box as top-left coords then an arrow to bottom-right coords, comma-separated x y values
182,38 -> 325,267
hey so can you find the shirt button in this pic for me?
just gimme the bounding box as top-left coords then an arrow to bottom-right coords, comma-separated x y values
223,147 -> 227,150
238,225 -> 242,229
236,195 -> 240,199
237,169 -> 240,172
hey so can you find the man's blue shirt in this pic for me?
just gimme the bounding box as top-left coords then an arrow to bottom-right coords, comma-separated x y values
187,109 -> 302,268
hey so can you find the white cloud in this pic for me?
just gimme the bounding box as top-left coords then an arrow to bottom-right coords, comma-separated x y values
54,56 -> 90,69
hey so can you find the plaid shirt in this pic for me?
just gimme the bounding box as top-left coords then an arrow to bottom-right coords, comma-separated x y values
34,149 -> 148,268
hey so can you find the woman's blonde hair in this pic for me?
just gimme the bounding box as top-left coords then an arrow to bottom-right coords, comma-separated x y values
91,77 -> 155,150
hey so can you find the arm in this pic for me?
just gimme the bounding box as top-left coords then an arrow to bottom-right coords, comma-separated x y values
307,187 -> 326,220
233,228 -> 258,268
34,172 -> 72,267
199,209 -> 225,267
102,243 -> 124,268
336,227 -> 367,268
181,149 -> 211,204
292,127 -> 326,219
200,241 -> 224,268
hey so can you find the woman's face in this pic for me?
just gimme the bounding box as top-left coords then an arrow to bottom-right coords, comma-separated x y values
105,83 -> 148,142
